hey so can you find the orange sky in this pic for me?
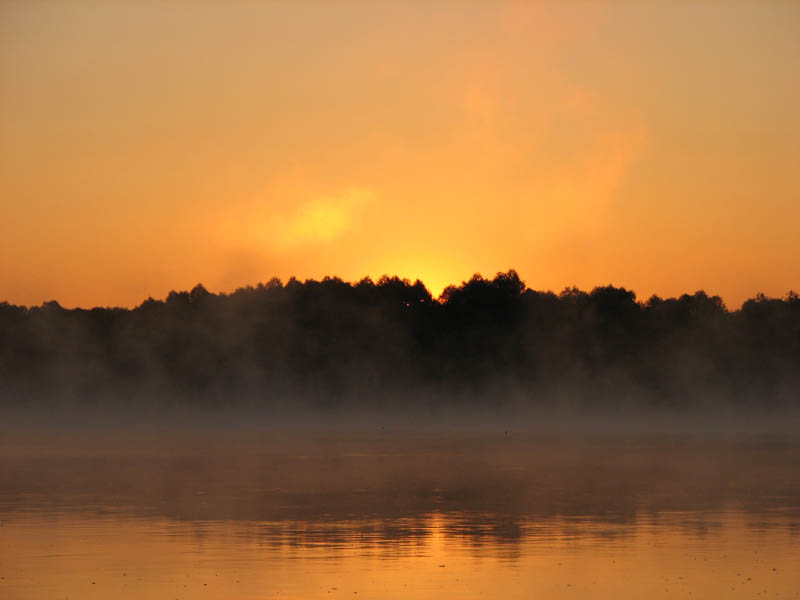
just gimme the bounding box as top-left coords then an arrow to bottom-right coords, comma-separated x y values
1,1 -> 798,308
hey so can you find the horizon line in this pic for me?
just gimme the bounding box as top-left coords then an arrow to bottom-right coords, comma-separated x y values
3,270 -> 798,313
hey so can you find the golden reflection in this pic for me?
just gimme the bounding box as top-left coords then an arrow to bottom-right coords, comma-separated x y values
1,511 -> 797,599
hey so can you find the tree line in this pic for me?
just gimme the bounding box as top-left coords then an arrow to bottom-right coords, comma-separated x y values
1,270 -> 798,411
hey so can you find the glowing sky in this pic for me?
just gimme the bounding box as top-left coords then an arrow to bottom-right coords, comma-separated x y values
1,1 -> 798,308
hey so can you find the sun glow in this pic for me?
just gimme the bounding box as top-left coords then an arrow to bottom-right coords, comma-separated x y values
1,1 -> 798,308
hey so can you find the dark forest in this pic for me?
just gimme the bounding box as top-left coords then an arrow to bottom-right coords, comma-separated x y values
2,270 -> 799,413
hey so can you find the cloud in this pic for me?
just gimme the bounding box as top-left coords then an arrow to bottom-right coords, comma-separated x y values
277,188 -> 374,246
216,181 -> 376,259
532,123 -> 649,235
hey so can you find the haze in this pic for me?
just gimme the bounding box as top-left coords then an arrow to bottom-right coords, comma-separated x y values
1,1 -> 799,308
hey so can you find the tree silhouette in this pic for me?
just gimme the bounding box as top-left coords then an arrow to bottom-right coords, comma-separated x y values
0,270 -> 798,412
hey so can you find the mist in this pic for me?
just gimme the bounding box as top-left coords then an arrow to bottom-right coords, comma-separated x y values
1,270 -> 798,433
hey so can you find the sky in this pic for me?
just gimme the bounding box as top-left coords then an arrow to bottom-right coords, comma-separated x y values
1,1 -> 798,309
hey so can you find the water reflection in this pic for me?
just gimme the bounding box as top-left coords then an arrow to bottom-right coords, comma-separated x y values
1,433 -> 799,599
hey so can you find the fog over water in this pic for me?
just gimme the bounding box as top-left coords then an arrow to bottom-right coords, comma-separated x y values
3,273 -> 800,418
4,0 -> 800,594
2,274 -> 799,598
2,424 -> 799,599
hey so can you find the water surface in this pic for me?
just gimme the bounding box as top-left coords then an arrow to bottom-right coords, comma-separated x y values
2,431 -> 799,599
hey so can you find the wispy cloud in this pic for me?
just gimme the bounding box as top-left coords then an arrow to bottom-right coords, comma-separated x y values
277,188 -> 375,247
273,188 -> 375,247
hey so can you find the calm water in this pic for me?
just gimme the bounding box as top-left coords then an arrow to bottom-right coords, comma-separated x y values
1,430 -> 799,599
